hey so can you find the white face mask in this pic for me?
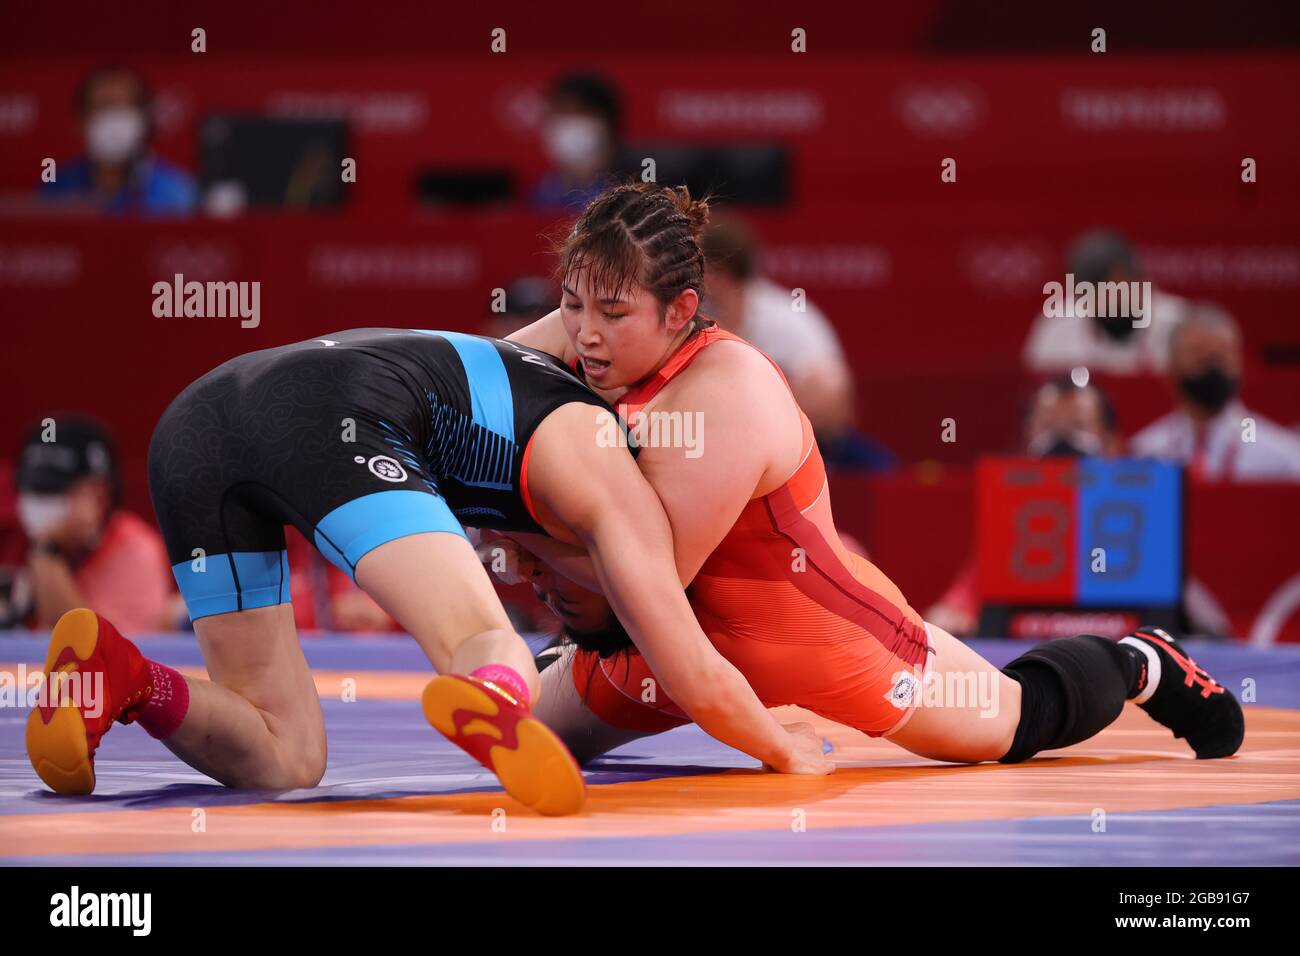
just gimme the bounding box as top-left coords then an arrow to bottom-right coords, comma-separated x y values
544,115 -> 607,171
86,107 -> 146,164
18,494 -> 70,539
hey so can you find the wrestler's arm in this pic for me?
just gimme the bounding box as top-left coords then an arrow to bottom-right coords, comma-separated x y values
527,403 -> 830,774
495,531 -> 601,591
507,308 -> 576,365
633,346 -> 801,586
503,307 -> 623,591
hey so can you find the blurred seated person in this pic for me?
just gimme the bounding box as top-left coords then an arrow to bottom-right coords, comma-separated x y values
483,276 -> 560,341
15,417 -> 173,636
1023,229 -> 1191,376
926,376 -> 1120,636
40,64 -> 197,216
531,71 -> 622,213
0,470 -> 33,628
1130,304 -> 1300,481
701,216 -> 896,471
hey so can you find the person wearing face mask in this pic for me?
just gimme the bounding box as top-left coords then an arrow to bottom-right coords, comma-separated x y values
926,376 -> 1121,636
1023,229 -> 1192,376
1022,374 -> 1123,460
15,418 -> 173,635
40,65 -> 197,216
531,72 -> 622,213
1130,305 -> 1300,481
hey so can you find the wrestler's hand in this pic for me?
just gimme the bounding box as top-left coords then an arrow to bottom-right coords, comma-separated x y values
475,532 -> 540,586
765,721 -> 835,775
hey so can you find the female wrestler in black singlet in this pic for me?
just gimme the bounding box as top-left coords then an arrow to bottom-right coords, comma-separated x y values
26,329 -> 830,816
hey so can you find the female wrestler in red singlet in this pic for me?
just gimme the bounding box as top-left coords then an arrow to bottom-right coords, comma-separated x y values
501,182 -> 1243,767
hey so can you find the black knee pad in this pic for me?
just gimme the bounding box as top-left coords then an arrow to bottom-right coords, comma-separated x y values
998,634 -> 1133,763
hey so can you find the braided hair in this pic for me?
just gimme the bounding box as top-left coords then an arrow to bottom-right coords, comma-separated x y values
555,180 -> 711,320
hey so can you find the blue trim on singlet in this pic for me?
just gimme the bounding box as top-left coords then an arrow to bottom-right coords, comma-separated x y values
413,331 -> 515,442
409,331 -> 518,491
170,550 -> 290,621
314,489 -> 465,580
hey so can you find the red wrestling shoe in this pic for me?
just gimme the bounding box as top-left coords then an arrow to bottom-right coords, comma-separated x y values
422,674 -> 585,816
26,609 -> 153,794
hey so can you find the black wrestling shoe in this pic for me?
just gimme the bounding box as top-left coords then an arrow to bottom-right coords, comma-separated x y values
1119,626 -> 1244,759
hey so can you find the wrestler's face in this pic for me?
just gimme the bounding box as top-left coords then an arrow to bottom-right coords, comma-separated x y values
531,564 -> 617,634
560,267 -> 697,393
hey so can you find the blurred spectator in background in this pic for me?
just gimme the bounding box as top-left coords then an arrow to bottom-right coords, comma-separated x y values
0,468 -> 32,629
1023,229 -> 1191,376
701,216 -> 896,471
40,65 -> 197,216
15,418 -> 173,635
926,375 -> 1120,635
1130,305 -> 1300,481
531,72 -> 622,213
484,276 -> 560,341
1022,372 -> 1123,460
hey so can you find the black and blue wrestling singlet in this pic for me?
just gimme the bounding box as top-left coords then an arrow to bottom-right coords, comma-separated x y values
147,329 -> 615,620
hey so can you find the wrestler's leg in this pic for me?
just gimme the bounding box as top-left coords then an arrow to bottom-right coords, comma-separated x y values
170,602 -> 327,788
884,623 -> 1022,762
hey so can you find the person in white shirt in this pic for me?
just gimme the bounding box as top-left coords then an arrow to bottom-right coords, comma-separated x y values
1023,229 -> 1192,376
701,217 -> 895,470
1130,305 -> 1300,481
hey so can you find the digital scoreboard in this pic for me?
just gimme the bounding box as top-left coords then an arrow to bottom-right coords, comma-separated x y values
976,457 -> 1184,638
